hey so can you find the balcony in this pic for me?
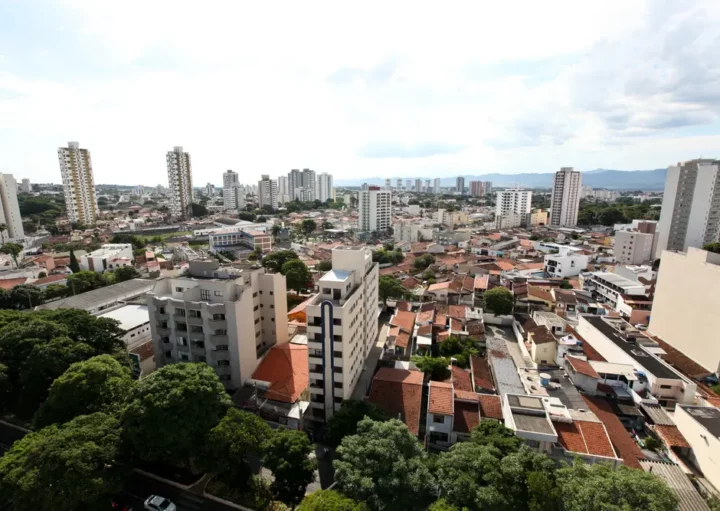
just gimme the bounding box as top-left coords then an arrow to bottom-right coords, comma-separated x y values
209,319 -> 226,330
173,313 -> 187,321
155,313 -> 169,321
211,334 -> 228,343
187,316 -> 203,326
189,331 -> 205,341
157,327 -> 170,336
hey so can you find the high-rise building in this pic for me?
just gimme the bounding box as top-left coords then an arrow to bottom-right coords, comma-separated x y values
405,179 -> 412,191
424,179 -> 431,193
277,175 -> 289,204
258,175 -> 278,209
550,167 -> 582,227
433,178 -> 441,194
456,177 -> 465,194
19,178 -> 31,193
0,174 -> 24,241
223,170 -> 244,210
166,146 -> 193,220
396,178 -> 402,191
495,188 -> 532,217
484,181 -> 493,196
469,181 -> 485,197
654,159 -> 720,258
147,259 -> 288,389
414,178 -> 421,193
301,169 -> 316,201
614,230 -> 654,265
385,178 -> 392,191
205,183 -> 215,197
306,247 -> 379,421
288,168 -> 316,201
317,172 -> 333,202
58,141 -> 99,224
358,186 -> 391,232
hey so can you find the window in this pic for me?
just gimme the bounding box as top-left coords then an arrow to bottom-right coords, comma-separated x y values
254,318 -> 260,324
180,353 -> 189,361
176,336 -> 186,346
270,304 -> 274,309
254,305 -> 259,311
175,287 -> 184,293
253,292 -> 258,298
197,356 -> 206,363
216,345 -> 229,351
159,307 -> 166,314
433,415 -> 445,424
525,439 -> 540,448
217,360 -> 230,366
214,290 -> 223,297
200,289 -> 211,300
215,329 -> 227,335
660,384 -> 673,389
164,351 -> 172,358
334,382 -> 343,389
269,291 -> 274,295
213,313 -> 226,320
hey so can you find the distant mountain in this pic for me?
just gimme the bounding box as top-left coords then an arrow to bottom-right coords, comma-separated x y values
335,168 -> 667,190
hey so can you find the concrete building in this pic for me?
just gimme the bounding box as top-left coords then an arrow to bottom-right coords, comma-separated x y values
414,178 -> 422,193
166,146 -> 193,220
385,178 -> 392,191
288,168 -> 316,201
19,178 -> 31,193
80,243 -> 133,272
550,167 -> 582,227
581,271 -> 647,309
544,246 -> 589,278
405,179 -> 412,192
205,183 -> 215,197
469,181 -> 485,197
97,304 -> 155,377
655,159 -> 720,258
147,259 -> 288,388
649,248 -> 720,372
495,213 -> 523,229
396,178 -> 403,191
0,174 -> 24,241
58,141 -> 99,224
483,181 -> 493,196
317,172 -> 333,202
614,230 -> 654,265
525,209 -> 549,227
277,175 -> 289,204
209,228 -> 273,254
38,278 -> 154,314
433,178 -> 441,194
258,175 -> 278,210
456,176 -> 465,194
496,188 -> 532,217
393,220 -> 434,243
674,405 -> 720,495
358,186 -> 391,232
305,247 -> 379,421
222,170 -> 245,210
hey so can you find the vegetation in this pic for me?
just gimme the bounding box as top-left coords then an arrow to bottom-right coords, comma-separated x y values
191,202 -> 209,217
372,245 -> 405,265
262,250 -> 299,273
438,335 -> 479,368
298,490 -> 369,511
282,259 -> 312,294
0,242 -> 23,267
378,275 -> 411,301
411,355 -> 451,380
577,197 -> 661,226
67,270 -> 112,293
325,400 -> 389,447
113,265 -> 141,282
301,219 -> 318,235
263,429 -> 317,506
483,287 -> 514,315
414,253 -> 435,269
316,260 -> 332,271
703,242 -> 720,254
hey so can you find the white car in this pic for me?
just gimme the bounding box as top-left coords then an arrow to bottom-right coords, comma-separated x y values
144,495 -> 176,511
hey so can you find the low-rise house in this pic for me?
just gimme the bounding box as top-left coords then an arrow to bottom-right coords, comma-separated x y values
544,246 -> 589,278
528,325 -> 556,366
97,303 -> 155,377
80,243 -> 133,273
369,368 -> 424,436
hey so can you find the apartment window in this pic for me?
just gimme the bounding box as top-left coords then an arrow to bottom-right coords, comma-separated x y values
660,385 -> 673,389
176,309 -> 186,316
213,313 -> 226,320
215,329 -> 227,335
180,353 -> 189,361
192,341 -> 205,349
214,291 -> 223,297
200,290 -> 211,300
164,351 -> 172,358
216,345 -> 229,351
255,330 -> 261,337
175,287 -> 184,293
176,336 -> 186,346
253,292 -> 258,298
334,367 -> 342,373
269,291 -> 274,295
334,397 -> 344,404
333,351 -> 343,358
189,310 -> 201,318
433,415 -> 445,424
333,318 -> 341,326
270,304 -> 274,309
159,307 -> 166,314
334,382 -> 343,389
197,355 -> 207,363
254,305 -> 259,311
254,318 -> 260,324
217,360 -> 230,367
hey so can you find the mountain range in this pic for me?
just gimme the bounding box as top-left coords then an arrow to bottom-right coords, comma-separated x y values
334,168 -> 667,190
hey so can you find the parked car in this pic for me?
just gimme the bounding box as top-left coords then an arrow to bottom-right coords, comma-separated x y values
144,495 -> 176,511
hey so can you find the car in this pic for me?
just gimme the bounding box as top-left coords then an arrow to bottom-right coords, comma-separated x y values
144,495 -> 176,511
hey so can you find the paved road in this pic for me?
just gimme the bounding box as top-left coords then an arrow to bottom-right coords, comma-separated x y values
123,471 -> 240,511
352,316 -> 390,400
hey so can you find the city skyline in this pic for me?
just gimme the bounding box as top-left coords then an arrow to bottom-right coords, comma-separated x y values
2,2 -> 720,185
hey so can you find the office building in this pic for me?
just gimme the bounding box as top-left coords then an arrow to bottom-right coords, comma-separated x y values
258,175 -> 278,210
0,174 -> 24,241
19,178 -> 31,193
655,159 -> 720,258
550,167 -> 582,227
649,247 -> 720,373
433,178 -> 441,194
305,247 -> 379,421
58,141 -> 99,224
456,177 -> 465,194
414,178 -> 422,193
469,181 -> 485,197
317,172 -> 333,202
148,259 -> 288,389
495,188 -> 532,217
358,186 -> 391,232
223,170 -> 244,211
166,146 -> 193,220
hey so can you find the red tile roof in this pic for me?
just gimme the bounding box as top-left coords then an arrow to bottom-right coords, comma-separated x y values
447,305 -> 467,319
454,400 -> 480,434
651,335 -> 711,378
428,381 -> 454,415
577,420 -> 617,458
566,356 -> 601,379
477,394 -> 503,420
470,355 -> 495,391
130,340 -> 155,361
416,324 -> 432,336
32,274 -> 68,286
390,310 -> 415,333
655,425 -> 691,449
582,395 -> 645,469
251,343 -> 309,403
395,301 -> 412,312
396,330 -> 411,349
529,325 -> 556,345
369,368 -> 424,435
0,277 -> 27,290
451,366 -> 473,392
474,274 -> 490,290
416,309 -> 434,324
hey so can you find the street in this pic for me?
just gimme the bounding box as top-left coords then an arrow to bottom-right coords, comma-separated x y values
123,471 -> 241,511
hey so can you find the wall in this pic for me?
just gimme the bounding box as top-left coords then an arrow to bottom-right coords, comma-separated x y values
674,406 -> 720,493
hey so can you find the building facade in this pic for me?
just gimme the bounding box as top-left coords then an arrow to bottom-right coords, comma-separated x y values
80,243 -> 134,272
0,174 -> 24,241
544,247 -> 589,278
277,175 -> 289,204
614,230 -> 654,265
258,175 -> 278,210
358,186 -> 391,232
550,167 -> 582,227
433,178 -> 441,194
456,176 -> 465,194
317,172 -> 333,202
496,188 -> 532,217
223,170 -> 245,211
470,181 -> 485,197
20,178 -> 31,193
58,141 -> 99,224
166,146 -> 193,220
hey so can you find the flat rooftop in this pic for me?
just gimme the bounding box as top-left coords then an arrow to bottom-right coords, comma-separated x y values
37,279 -> 155,311
507,395 -> 555,435
97,304 -> 150,333
592,271 -> 645,290
680,406 -> 720,438
320,269 -> 352,282
487,337 -> 525,396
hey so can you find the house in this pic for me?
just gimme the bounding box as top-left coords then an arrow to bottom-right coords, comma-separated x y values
369,368 -> 424,436
528,326 -> 556,366
427,381 -> 454,447
544,246 -> 589,278
80,243 -> 133,273
387,309 -> 416,357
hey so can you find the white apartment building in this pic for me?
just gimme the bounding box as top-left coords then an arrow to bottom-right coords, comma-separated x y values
384,178 -> 392,191
205,183 -> 215,197
258,175 -> 278,210
655,159 -> 720,258
544,246 -> 589,278
435,209 -> 470,228
277,175 -> 289,204
288,168 -> 316,201
393,220 -> 434,243
223,170 -> 245,210
425,179 -> 431,193
20,178 -> 31,193
317,172 -> 333,202
614,230 -> 654,265
305,247 -> 379,421
358,186 -> 391,232
80,243 -> 133,273
147,259 -> 288,388
58,141 -> 99,225
166,146 -> 193,220
550,167 -> 582,227
581,271 -> 647,308
413,178 -> 421,193
649,247 -> 720,373
433,178 -> 441,194
396,178 -> 403,191
0,174 -> 24,241
496,188 -> 532,217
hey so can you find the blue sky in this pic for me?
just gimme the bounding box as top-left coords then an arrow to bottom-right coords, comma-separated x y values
1,0 -> 720,186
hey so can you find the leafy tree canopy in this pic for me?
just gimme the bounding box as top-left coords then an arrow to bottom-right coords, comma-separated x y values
703,242 -> 720,254
326,400 -> 389,447
414,254 -> 436,270
282,259 -> 312,294
113,265 -> 141,282
262,250 -> 299,273
298,490 -> 369,511
264,429 -> 317,506
411,355 -> 450,381
316,260 -> 332,271
378,275 -> 411,301
483,287 -> 513,316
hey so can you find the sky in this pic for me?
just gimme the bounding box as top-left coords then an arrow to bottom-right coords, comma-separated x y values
1,0 -> 720,186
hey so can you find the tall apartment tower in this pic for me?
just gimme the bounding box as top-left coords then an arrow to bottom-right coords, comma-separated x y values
358,186 -> 391,232
223,170 -> 244,210
0,174 -> 24,241
277,175 -> 289,204
147,259 -> 288,389
396,178 -> 402,190
414,178 -> 422,193
495,188 -> 533,216
484,181 -> 493,196
405,179 -> 412,191
258,175 -> 278,209
550,167 -> 582,227
456,176 -> 465,194
20,178 -> 31,193
469,181 -> 485,197
306,247 -> 379,421
205,183 -> 215,197
317,173 -> 333,202
166,146 -> 193,220
654,159 -> 720,258
58,141 -> 99,225
433,178 -> 441,194
385,178 -> 392,191
287,168 -> 316,201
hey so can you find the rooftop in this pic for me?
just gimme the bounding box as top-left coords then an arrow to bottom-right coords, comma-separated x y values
320,269 -> 352,282
679,406 -> 720,438
429,381 -> 454,415
487,337 -> 525,396
639,461 -> 710,511
251,343 -> 308,403
37,278 -> 155,311
97,304 -> 150,333
369,368 -> 424,436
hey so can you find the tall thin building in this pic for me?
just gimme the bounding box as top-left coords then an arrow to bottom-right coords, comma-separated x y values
425,179 -> 431,193
166,146 -> 193,220
58,141 -> 99,224
277,175 -> 289,204
301,169 -> 317,201
317,173 -> 333,202
396,178 -> 402,190
655,159 -> 720,258
469,181 -> 484,197
0,174 -> 24,241
20,178 -> 31,193
288,169 -> 302,201
358,186 -> 391,232
456,176 -> 465,194
405,179 -> 412,191
205,183 -> 215,197
414,178 -> 422,193
385,178 -> 392,191
484,181 -> 493,196
223,170 -> 244,210
550,167 -> 582,227
433,178 -> 441,194
258,175 -> 278,209
496,188 -> 532,216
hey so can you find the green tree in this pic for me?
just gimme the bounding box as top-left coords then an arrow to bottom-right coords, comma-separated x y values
69,248 -> 81,273
560,279 -> 573,290
191,202 -> 209,217
67,270 -> 108,293
411,355 -> 450,381
414,254 -> 435,270
326,400 -> 389,447
316,259 -> 332,271
483,287 -> 514,316
298,490 -> 368,511
122,363 -> 231,463
0,413 -> 125,510
437,335 -> 478,368
9,284 -> 44,309
435,442 -> 505,509
113,265 -> 141,282
262,250 -> 299,273
282,259 -> 312,293
301,219 -> 317,235
469,420 -> 523,458
378,275 -> 411,301
703,242 -> 720,254
334,418 -> 437,511
111,233 -> 145,250
42,284 -> 68,300
272,224 -> 282,238
264,429 -> 317,507
0,242 -> 23,267
34,354 -> 134,428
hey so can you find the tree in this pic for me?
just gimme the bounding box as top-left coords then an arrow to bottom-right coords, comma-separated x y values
435,442 -> 506,509
113,265 -> 141,282
0,242 -> 22,267
0,223 -> 6,244
9,284 -> 44,309
378,275 -> 411,301
334,418 -> 437,511
190,202 -> 209,217
326,400 -> 389,447
262,250 -> 299,273
414,254 -> 435,270
0,413 -> 125,510
263,429 -> 317,506
703,242 -> 720,254
67,270 -> 109,294
316,260 -> 332,271
411,355 -> 450,381
282,259 -> 312,293
560,279 -> 573,290
69,248 -> 81,273
34,354 -> 134,428
42,284 -> 68,301
301,219 -> 317,235
437,335 -> 478,368
298,490 -> 368,511
483,287 -> 514,316
272,224 -> 282,238
198,408 -> 272,485
122,363 -> 231,463
469,420 -> 523,458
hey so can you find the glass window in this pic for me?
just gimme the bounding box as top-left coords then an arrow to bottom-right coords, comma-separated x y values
433,415 -> 445,424
200,289 -> 211,300
214,290 -> 223,296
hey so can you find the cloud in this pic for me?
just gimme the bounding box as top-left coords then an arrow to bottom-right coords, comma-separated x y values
359,142 -> 466,159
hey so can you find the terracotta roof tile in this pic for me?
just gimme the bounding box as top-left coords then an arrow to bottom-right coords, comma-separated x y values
470,355 -> 495,391
651,335 -> 711,378
0,277 -> 27,290
566,356 -> 601,378
428,281 -> 452,291
451,366 -> 474,392
395,301 -> 412,312
477,394 -> 503,420
130,340 -> 154,361
428,381 -> 454,415
529,325 -> 556,345
417,324 -> 432,336
528,285 -> 555,303
454,400 -> 480,434
251,343 -> 308,403
401,277 -> 420,290
655,425 -> 691,449
416,309 -> 434,323
369,368 -> 424,435
448,305 -> 467,319
577,420 -> 617,458
582,395 -> 645,469
396,330 -> 411,349
474,274 -> 490,290
390,310 -> 415,333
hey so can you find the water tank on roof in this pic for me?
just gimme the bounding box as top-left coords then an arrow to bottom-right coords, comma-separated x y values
539,373 -> 551,386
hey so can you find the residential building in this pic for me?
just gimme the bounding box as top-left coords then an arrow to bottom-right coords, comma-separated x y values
288,168 -> 317,201
393,220 -> 434,243
0,174 -> 24,241
166,146 -> 193,220
258,175 -> 278,209
97,304 -> 155,377
581,271 -> 647,309
209,228 -> 272,254
80,244 -> 133,273
223,170 -> 245,211
305,247 -> 379,421
19,178 -> 31,193
415,178 -> 422,193
525,209 -> 549,227
205,183 -> 215,197
425,179 -> 431,193
649,247 -> 720,373
147,259 -> 289,389
674,405 -> 720,495
495,213 -> 523,229
544,246 -> 589,278
456,176 -> 465,194
277,175 -> 289,204
358,186 -> 391,232
405,179 -> 412,191
550,167 -> 582,227
385,178 -> 392,191
433,178 -> 441,194
496,188 -> 532,217
58,141 -> 99,224
369,368 -> 424,436
614,230 -> 654,265
655,159 -> 720,258
396,178 -> 403,191
469,181 -> 485,197
435,209 -> 470,228
317,172 -> 333,202
483,181 -> 493,196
